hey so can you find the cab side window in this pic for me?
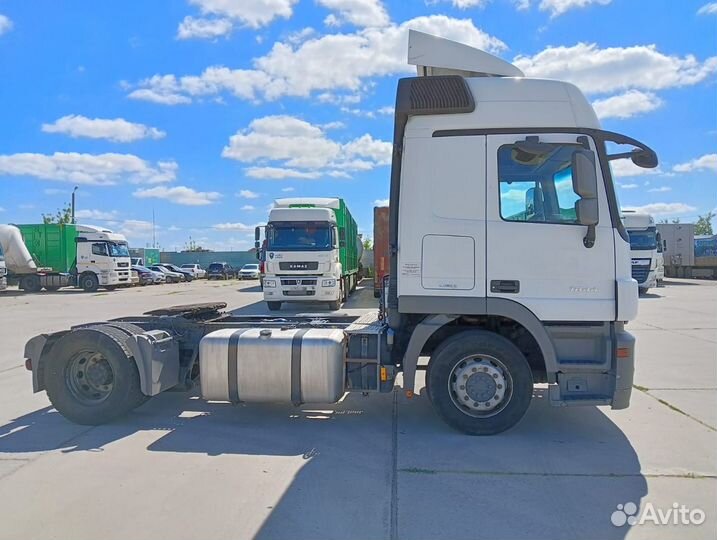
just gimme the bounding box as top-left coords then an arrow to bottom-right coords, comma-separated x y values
92,243 -> 107,256
498,143 -> 582,224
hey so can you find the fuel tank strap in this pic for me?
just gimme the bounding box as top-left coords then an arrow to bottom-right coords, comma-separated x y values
291,329 -> 310,406
227,329 -> 251,403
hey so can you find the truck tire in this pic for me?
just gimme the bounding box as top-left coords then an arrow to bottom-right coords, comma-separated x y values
267,301 -> 282,311
80,273 -> 99,292
21,275 -> 42,293
44,326 -> 146,425
427,330 -> 533,435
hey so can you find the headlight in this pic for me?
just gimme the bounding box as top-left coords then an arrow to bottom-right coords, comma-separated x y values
322,279 -> 336,287
264,279 -> 276,288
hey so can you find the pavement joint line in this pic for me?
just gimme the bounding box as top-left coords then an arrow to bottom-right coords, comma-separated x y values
632,387 -> 717,391
398,468 -> 717,479
0,364 -> 24,374
635,322 -> 717,345
390,388 -> 398,540
633,385 -> 717,432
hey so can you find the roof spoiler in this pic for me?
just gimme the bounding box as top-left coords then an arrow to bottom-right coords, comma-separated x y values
408,30 -> 524,78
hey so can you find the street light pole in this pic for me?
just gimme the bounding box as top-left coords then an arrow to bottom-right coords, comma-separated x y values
71,186 -> 78,224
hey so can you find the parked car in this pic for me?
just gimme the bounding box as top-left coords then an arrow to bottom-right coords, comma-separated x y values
180,264 -> 206,279
129,269 -> 141,287
207,262 -> 236,280
150,265 -> 184,283
238,263 -> 260,280
163,263 -> 194,282
132,265 -> 159,285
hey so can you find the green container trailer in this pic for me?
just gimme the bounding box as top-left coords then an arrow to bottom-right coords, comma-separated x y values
16,223 -> 77,272
130,248 -> 160,267
284,198 -> 359,277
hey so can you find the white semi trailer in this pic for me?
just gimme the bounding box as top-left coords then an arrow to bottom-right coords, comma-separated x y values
23,31 -> 657,435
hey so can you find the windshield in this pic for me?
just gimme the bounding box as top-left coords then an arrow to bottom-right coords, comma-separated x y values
267,222 -> 333,251
208,263 -> 224,271
628,229 -> 657,250
242,264 -> 259,270
181,264 -> 194,269
109,243 -> 130,258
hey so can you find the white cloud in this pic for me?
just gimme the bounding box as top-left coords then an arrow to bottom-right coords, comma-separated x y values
538,0 -> 611,18
0,152 -> 177,185
592,90 -> 663,120
240,204 -> 255,211
129,15 -> 506,104
0,207 -> 5,212
75,209 -> 120,220
619,183 -> 638,189
622,203 -> 697,216
698,2 -> 717,15
374,198 -> 389,206
43,188 -> 64,195
177,16 -> 234,39
609,159 -> 662,178
514,43 -> 717,95
281,186 -> 295,192
648,186 -> 671,193
237,189 -> 261,199
213,221 -> 262,231
514,0 -> 530,10
223,115 -> 391,178
429,0 -> 489,8
317,0 -> 390,27
116,220 -> 155,242
377,106 -> 394,115
42,115 -> 166,143
186,0 -> 298,29
0,14 -> 12,36
133,185 -> 222,206
673,153 -> 717,173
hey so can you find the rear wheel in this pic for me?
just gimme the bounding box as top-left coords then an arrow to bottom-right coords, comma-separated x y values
80,273 -> 99,292
44,326 -> 146,425
427,330 -> 533,435
267,301 -> 282,311
21,275 -> 42,293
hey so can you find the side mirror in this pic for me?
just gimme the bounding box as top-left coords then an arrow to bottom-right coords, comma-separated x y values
254,226 -> 261,249
631,149 -> 658,169
571,150 -> 599,248
525,187 -> 536,216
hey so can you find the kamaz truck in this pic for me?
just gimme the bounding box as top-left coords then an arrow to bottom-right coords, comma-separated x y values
658,223 -> 717,279
0,223 -> 131,292
258,198 -> 361,311
621,211 -> 661,293
23,31 -> 656,435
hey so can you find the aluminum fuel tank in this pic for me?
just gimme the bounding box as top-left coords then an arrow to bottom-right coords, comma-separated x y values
199,327 -> 346,404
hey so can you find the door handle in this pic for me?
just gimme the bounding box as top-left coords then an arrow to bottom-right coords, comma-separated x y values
490,280 -> 520,294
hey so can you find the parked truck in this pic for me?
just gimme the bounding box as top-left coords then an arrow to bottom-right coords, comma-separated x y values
620,210 -> 663,292
23,31 -> 657,435
373,205 -> 390,298
657,223 -> 717,279
129,247 -> 160,267
0,243 -> 6,291
0,223 -> 131,292
257,197 -> 361,311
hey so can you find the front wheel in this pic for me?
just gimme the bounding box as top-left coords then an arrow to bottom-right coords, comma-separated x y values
427,330 -> 533,435
80,273 -> 99,292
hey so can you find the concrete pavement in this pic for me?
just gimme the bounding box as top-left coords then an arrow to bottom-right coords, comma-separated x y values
0,278 -> 714,539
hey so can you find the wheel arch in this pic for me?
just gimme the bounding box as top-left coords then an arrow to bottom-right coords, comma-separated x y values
400,299 -> 558,393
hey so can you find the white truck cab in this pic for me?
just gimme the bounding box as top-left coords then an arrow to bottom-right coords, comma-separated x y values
75,225 -> 132,291
620,211 -> 659,293
261,201 -> 343,311
0,244 -> 6,291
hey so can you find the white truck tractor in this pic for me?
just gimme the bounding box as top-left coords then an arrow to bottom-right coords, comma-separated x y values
0,223 -> 131,292
23,31 -> 656,435
0,244 -> 6,291
621,211 -> 661,293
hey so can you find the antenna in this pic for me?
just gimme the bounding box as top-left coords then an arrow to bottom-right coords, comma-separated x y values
152,208 -> 156,248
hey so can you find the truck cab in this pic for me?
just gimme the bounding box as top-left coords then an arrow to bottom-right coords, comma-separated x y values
0,243 -> 6,291
75,225 -> 132,290
260,200 -> 344,311
621,211 -> 659,293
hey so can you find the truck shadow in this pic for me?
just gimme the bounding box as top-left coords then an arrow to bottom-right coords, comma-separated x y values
0,388 -> 645,540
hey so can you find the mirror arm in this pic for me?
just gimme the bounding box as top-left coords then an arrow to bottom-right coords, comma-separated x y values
583,225 -> 596,249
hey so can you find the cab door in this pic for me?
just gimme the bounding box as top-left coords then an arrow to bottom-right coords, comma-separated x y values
485,133 -> 615,322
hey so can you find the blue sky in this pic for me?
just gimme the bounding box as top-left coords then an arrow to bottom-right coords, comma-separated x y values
0,0 -> 715,251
